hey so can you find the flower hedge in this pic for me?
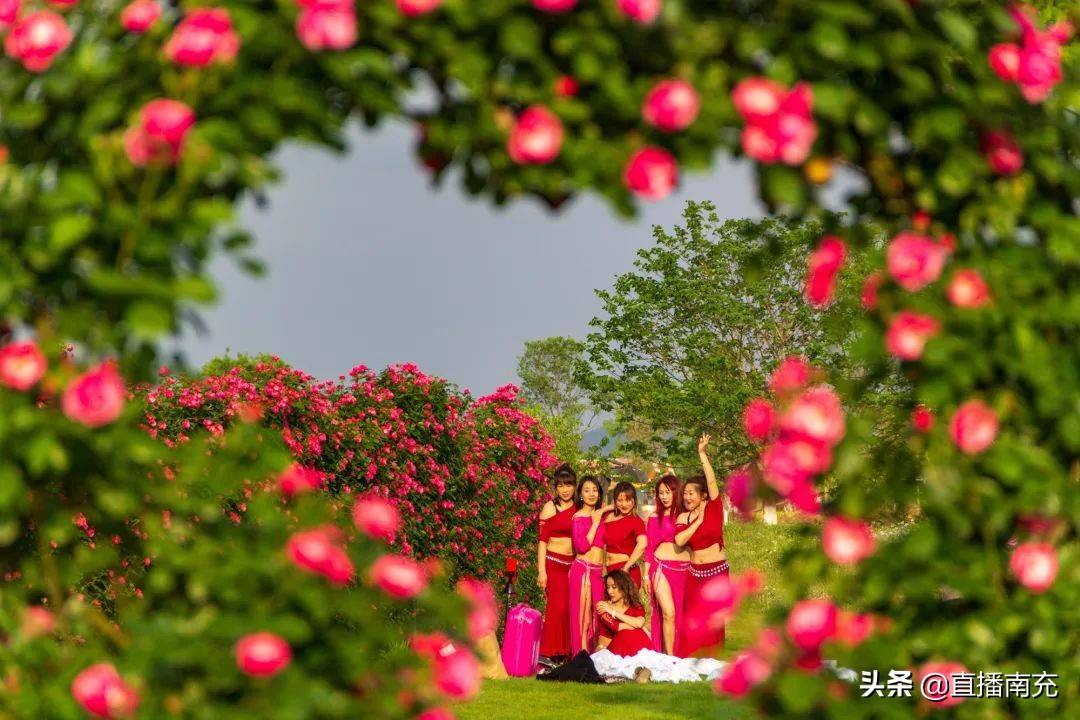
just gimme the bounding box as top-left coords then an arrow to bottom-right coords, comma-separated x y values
140,355 -> 555,597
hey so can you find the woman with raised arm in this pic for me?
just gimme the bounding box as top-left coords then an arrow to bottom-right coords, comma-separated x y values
604,481 -> 647,589
674,434 -> 728,657
568,475 -> 610,655
594,570 -> 651,657
536,463 -> 578,663
645,474 -> 690,656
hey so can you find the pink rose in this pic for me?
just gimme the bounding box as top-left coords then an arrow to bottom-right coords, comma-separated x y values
822,516 -> 875,565
733,79 -> 817,165
235,632 -> 292,677
286,527 -> 355,585
785,477 -> 821,515
946,269 -> 990,308
22,606 -> 56,638
370,554 -> 428,599
762,436 -> 830,494
164,8 -> 240,67
779,386 -> 845,447
553,75 -> 579,97
949,400 -> 998,454
623,146 -> 678,200
63,362 -> 126,428
416,710 -> 455,720
531,0 -> 576,12
120,0 -> 161,33
885,311 -> 940,361
1009,541 -> 1058,593
834,610 -> 874,647
804,235 -> 846,308
725,467 -> 755,518
768,356 -> 811,394
507,106 -> 563,165
642,79 -> 700,132
396,0 -> 442,15
911,405 -> 935,432
0,340 -> 47,391
352,494 -> 402,542
988,42 -> 1021,81
1000,6 -> 1070,103
786,599 -> 837,652
981,130 -> 1023,176
886,231 -> 949,291
617,0 -> 661,24
277,463 -> 324,498
742,398 -> 775,442
714,651 -> 771,698
0,0 -> 18,31
296,6 -> 356,51
861,271 -> 882,310
4,11 -> 73,72
124,98 -> 196,167
433,644 -> 480,699
71,664 -> 140,719
917,661 -> 970,708
457,578 -> 497,641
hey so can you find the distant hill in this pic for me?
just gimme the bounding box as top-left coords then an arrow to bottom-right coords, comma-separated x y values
580,427 -> 615,453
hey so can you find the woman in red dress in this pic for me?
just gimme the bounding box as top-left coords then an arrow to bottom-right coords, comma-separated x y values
604,481 -> 647,589
674,434 -> 728,657
595,570 -> 651,657
536,463 -> 577,662
569,475 -> 609,655
645,474 -> 690,656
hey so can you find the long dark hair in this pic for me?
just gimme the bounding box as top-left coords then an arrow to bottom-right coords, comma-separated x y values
604,570 -> 642,610
551,463 -> 577,508
575,475 -> 604,510
611,481 -> 638,516
653,474 -> 682,519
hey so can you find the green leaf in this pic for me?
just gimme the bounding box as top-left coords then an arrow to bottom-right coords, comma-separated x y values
49,214 -> 95,254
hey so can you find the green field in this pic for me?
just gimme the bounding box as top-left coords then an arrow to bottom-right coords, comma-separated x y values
459,519 -> 811,720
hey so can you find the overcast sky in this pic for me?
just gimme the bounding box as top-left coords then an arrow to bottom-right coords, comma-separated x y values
182,120 -> 764,396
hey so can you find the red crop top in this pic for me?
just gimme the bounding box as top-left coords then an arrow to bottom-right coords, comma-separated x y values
597,605 -> 645,637
538,503 -> 575,542
604,514 -> 646,555
676,495 -> 724,551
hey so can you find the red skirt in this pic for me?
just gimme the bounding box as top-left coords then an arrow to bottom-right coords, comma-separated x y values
607,627 -> 652,657
539,551 -> 572,658
606,561 -> 642,590
680,559 -> 728,657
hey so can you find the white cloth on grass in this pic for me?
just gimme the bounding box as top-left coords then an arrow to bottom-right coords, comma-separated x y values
590,649 -> 726,683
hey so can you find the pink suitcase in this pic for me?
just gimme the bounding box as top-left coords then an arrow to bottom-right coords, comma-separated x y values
501,604 -> 542,677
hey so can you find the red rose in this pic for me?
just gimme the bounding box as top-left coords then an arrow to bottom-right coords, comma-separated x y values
642,79 -> 700,132
71,664 -> 140,719
507,106 -> 564,165
822,516 -> 875,565
120,0 -> 161,33
4,11 -> 73,72
0,340 -> 47,391
949,400 -> 998,454
886,231 -> 949,291
885,311 -> 940,361
622,147 -> 678,200
164,8 -> 240,67
235,632 -> 292,677
63,362 -> 126,428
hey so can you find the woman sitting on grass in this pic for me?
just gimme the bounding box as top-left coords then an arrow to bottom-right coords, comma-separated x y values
595,571 -> 651,657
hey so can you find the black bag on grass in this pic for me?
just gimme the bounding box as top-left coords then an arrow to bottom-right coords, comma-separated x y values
536,651 -> 603,684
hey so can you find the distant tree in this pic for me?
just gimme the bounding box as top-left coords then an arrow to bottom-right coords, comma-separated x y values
517,337 -> 596,464
579,201 -> 877,473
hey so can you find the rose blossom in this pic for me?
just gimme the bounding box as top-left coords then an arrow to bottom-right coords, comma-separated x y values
531,0 -> 576,12
714,651 -> 771,697
762,436 -> 830,493
885,311 -> 940,361
370,554 -> 428,599
457,577 -> 497,640
642,79 -> 699,132
886,231 -> 949,291
861,271 -> 882,310
732,79 -> 817,165
235,632 -> 292,677
786,477 -> 821,515
946,269 -> 990,308
0,340 -> 47,391
988,6 -> 1071,103
352,494 -> 402,542
433,643 -> 480,699
63,362 -> 126,428
725,467 -> 755,518
3,11 -> 73,72
822,516 -> 875,565
276,463 -> 324,497
71,664 -> 140,719
22,606 -> 56,638
415,710 -> 455,720
120,0 -> 161,33
742,398 -> 775,442
396,0 -> 442,16
917,661 -> 970,708
617,0 -> 660,24
164,8 -> 240,67
553,75 -> 579,97
804,236 -> 846,308
786,599 -> 837,652
778,386 -> 845,447
296,4 -> 356,51
911,405 -> 935,432
622,146 -> 678,200
834,610 -> 874,647
1009,541 -> 1057,593
0,0 -> 18,30
507,106 -> 563,165
768,356 -> 811,394
948,400 -> 998,454
124,98 -> 197,167
286,527 -> 355,585
981,130 -> 1023,176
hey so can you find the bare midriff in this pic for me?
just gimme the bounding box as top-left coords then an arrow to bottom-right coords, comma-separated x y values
653,541 -> 690,562
546,537 -> 573,555
691,543 -> 726,564
606,551 -> 630,565
578,546 -> 605,564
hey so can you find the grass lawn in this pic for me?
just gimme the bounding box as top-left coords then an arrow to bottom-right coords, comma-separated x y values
459,519 -> 812,720
456,679 -> 748,720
